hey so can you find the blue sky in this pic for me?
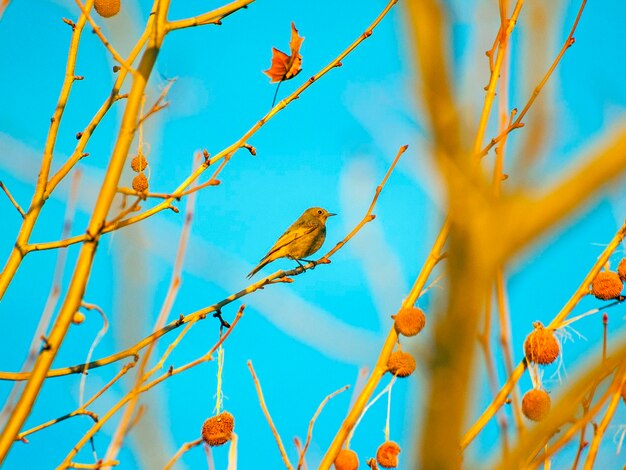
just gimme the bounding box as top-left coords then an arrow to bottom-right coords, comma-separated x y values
0,0 -> 625,468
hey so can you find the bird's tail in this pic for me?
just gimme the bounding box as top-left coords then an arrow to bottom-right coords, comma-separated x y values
247,259 -> 270,279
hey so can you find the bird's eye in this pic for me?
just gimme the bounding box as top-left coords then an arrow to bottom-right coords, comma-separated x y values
317,210 -> 323,215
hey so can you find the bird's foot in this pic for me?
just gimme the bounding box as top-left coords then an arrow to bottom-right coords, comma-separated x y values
300,258 -> 317,270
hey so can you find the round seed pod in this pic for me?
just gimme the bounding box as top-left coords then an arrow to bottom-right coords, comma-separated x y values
72,312 -> 85,325
393,307 -> 426,337
522,389 -> 551,421
201,411 -> 234,447
94,0 -> 121,18
130,154 -> 149,173
387,350 -> 416,378
333,449 -> 359,470
591,271 -> 623,300
524,323 -> 560,365
132,173 -> 149,192
617,258 -> 626,282
376,441 -> 401,469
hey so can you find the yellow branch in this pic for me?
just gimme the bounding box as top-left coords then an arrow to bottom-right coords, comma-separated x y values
0,0 -> 170,462
472,0 -> 524,154
0,0 -> 94,300
461,219 -> 626,449
166,0 -> 255,31
318,219 -> 449,469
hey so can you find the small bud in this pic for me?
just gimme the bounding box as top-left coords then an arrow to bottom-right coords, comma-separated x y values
72,312 -> 85,325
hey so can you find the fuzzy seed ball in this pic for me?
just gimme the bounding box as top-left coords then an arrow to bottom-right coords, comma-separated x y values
376,441 -> 401,468
393,307 -> 426,337
333,449 -> 359,470
94,0 -> 121,18
132,173 -> 149,192
522,389 -> 551,421
524,323 -> 560,365
72,312 -> 85,325
387,350 -> 416,378
617,258 -> 626,283
591,271 -> 623,300
130,154 -> 148,172
201,411 -> 234,447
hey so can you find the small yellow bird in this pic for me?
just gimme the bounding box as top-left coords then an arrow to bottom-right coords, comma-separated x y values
247,207 -> 336,278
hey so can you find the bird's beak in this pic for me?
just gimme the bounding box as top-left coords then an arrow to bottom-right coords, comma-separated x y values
327,212 -> 337,217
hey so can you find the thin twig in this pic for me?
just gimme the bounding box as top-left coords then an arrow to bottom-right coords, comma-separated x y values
227,432 -> 238,470
105,198 -> 142,227
324,144 -> 407,261
247,360 -> 293,470
0,182 -> 25,218
163,438 -> 203,470
166,0 -> 254,31
495,267 -> 524,435
17,360 -> 136,440
346,377 -> 396,448
78,302 -> 109,406
479,0 -> 588,158
472,0 -> 524,155
582,372 -> 626,469
65,460 -> 119,469
136,79 -> 175,128
297,385 -> 350,469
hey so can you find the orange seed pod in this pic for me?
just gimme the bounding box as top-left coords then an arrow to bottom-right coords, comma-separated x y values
130,154 -> 148,172
94,0 -> 121,18
334,449 -> 359,470
393,307 -> 426,337
387,350 -> 416,378
522,389 -> 551,421
201,411 -> 234,447
132,173 -> 149,192
376,441 -> 401,468
524,323 -> 560,365
590,271 -> 623,300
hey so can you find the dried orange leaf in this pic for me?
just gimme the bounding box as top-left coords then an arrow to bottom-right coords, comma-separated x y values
263,22 -> 304,83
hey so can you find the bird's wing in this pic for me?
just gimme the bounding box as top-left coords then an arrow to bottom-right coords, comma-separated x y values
259,222 -> 318,262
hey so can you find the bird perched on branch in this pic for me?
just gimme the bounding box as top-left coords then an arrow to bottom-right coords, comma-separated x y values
247,207 -> 336,278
